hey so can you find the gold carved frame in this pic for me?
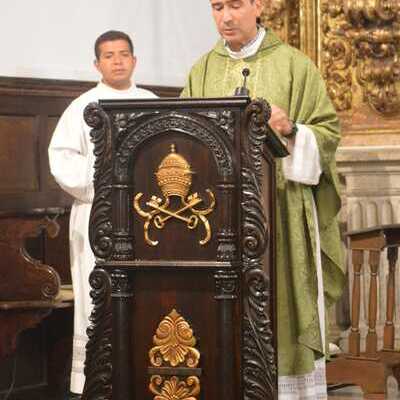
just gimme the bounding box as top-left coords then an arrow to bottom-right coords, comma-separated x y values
261,0 -> 400,145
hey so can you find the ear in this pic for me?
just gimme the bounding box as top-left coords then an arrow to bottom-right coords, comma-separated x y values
94,59 -> 100,73
255,0 -> 263,17
132,55 -> 137,70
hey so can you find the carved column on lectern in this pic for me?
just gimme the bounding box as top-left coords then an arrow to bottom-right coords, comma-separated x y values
242,100 -> 276,400
112,183 -> 134,261
214,269 -> 238,400
113,125 -> 134,261
110,270 -> 134,400
210,109 -> 239,400
217,178 -> 237,261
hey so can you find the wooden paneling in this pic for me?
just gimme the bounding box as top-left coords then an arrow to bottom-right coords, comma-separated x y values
0,82 -> 74,211
46,116 -> 61,189
0,115 -> 38,193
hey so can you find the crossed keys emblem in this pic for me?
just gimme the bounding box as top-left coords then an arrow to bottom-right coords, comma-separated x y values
133,144 -> 216,246
134,191 -> 215,246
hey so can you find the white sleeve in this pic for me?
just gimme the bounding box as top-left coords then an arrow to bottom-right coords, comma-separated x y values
48,101 -> 94,203
282,124 -> 322,185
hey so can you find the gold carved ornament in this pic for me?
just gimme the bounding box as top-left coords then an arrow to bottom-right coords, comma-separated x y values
149,376 -> 200,400
321,0 -> 400,115
148,309 -> 201,400
134,145 -> 215,246
321,0 -> 354,112
260,0 -> 300,48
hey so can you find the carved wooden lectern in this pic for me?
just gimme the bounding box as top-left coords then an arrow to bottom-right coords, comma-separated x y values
82,97 -> 286,400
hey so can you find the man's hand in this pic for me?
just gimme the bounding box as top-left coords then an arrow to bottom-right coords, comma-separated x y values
269,104 -> 295,139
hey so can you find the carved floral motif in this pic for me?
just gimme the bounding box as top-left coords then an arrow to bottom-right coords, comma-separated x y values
149,310 -> 201,400
198,110 -> 235,141
149,375 -> 200,400
149,309 -> 200,368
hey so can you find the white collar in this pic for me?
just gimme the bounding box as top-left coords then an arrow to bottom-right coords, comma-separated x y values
97,81 -> 137,94
224,27 -> 266,60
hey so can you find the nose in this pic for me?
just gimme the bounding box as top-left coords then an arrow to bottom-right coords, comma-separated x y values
113,55 -> 122,64
222,7 -> 233,24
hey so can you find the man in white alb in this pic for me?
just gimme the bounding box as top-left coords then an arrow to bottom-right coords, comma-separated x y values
48,30 -> 157,399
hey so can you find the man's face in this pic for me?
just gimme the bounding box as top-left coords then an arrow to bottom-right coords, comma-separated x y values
95,39 -> 136,90
210,0 -> 262,51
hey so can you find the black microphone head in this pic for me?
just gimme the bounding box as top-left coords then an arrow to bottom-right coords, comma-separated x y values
234,68 -> 251,96
242,68 -> 250,78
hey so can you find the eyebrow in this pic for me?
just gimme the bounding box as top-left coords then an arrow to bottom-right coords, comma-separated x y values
211,0 -> 242,6
102,49 -> 131,55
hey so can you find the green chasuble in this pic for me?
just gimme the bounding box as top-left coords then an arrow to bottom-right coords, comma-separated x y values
181,30 -> 345,376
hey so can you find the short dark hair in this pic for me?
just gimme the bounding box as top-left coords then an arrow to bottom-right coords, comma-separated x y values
94,30 -> 134,59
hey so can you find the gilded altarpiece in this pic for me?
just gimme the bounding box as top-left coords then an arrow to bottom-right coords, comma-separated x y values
261,0 -> 400,145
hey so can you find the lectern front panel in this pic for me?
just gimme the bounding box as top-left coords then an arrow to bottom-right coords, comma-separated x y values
82,98 -> 280,400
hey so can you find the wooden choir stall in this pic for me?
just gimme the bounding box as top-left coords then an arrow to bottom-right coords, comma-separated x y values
81,97 -> 286,400
0,209 -> 73,399
0,77 -> 80,400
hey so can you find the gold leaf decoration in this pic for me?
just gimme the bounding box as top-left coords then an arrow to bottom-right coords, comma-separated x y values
134,145 -> 215,246
321,0 -> 354,111
261,0 -> 286,31
261,0 -> 300,48
321,0 -> 400,115
149,375 -> 200,400
155,144 -> 193,199
149,309 -> 200,368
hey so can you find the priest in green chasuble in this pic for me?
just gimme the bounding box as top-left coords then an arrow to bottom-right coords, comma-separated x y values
182,1 -> 345,399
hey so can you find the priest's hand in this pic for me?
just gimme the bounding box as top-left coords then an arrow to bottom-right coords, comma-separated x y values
269,104 -> 296,143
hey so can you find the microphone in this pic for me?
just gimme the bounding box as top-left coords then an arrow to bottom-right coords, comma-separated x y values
234,68 -> 250,96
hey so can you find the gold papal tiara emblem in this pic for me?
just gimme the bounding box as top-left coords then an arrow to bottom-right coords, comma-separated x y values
134,144 -> 216,246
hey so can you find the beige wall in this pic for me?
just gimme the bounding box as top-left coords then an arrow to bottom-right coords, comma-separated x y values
0,1 -> 218,86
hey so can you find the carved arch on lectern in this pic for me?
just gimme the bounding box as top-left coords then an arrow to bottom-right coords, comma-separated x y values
115,112 -> 235,182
